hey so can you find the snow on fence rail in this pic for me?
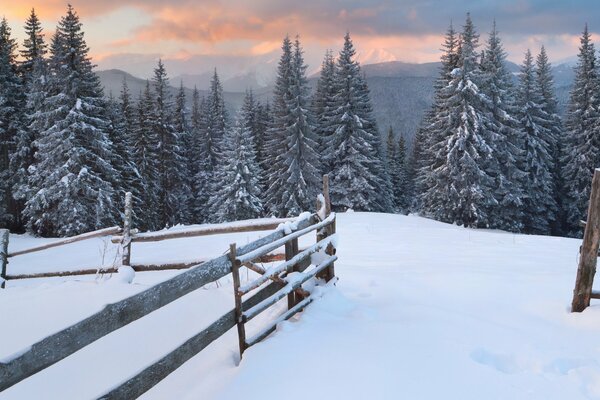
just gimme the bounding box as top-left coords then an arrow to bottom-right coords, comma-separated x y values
0,175 -> 338,399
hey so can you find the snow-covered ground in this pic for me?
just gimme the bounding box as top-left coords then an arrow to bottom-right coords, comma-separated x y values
2,212 -> 600,399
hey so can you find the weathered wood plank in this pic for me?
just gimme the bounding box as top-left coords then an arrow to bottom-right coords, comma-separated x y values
572,169 -> 600,312
7,226 -> 122,258
229,243 -> 247,358
0,216 -> 316,392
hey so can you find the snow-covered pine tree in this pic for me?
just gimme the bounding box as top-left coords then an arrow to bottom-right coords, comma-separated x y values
254,99 -> 271,195
0,18 -> 25,230
193,93 -> 213,223
24,5 -> 118,236
420,14 -> 497,228
151,60 -> 190,227
209,110 -> 263,222
562,25 -> 600,237
264,36 -> 321,216
131,81 -> 160,231
395,134 -> 411,213
416,23 -> 460,213
117,78 -> 145,227
11,9 -> 47,217
173,81 -> 193,224
312,49 -> 336,171
263,36 -> 293,214
536,46 -> 565,235
186,87 -> 203,223
386,128 -> 410,214
479,21 -> 527,232
18,8 -> 45,81
516,49 -> 558,234
326,33 -> 389,212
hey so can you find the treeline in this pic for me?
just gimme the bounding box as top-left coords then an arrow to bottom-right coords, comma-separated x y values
0,6 -> 401,237
409,13 -> 598,237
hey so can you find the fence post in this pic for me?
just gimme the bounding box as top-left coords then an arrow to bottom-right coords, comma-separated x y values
121,192 -> 133,267
285,238 -> 299,308
316,175 -> 336,282
229,243 -> 246,359
0,229 -> 8,289
572,169 -> 600,312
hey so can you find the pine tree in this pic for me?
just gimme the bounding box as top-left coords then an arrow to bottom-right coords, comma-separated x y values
326,33 -> 389,212
173,81 -> 193,224
193,94 -> 213,223
536,46 -> 565,235
416,23 -> 460,213
151,60 -> 190,227
387,128 -> 410,213
264,36 -> 321,216
313,49 -> 336,171
420,14 -> 497,227
0,18 -> 25,230
516,49 -> 558,234
209,111 -> 263,222
562,25 -> 600,236
131,81 -> 160,231
24,6 -> 117,236
117,78 -> 145,227
19,8 -> 46,80
479,21 -> 527,232
187,86 -> 203,223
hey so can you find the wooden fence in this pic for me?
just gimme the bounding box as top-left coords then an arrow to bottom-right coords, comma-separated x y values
0,176 -> 338,399
0,206 -> 295,283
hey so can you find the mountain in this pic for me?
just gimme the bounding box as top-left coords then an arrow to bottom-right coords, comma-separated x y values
96,69 -> 271,114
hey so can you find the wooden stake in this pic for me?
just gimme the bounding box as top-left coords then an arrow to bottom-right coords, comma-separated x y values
121,192 -> 133,267
229,243 -> 246,358
317,175 -> 336,282
572,169 -> 600,312
285,238 -> 299,308
0,229 -> 8,289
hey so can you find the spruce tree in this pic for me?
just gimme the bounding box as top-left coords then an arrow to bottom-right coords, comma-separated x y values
264,36 -> 321,216
173,81 -> 193,224
536,46 -> 565,235
151,60 -> 190,227
131,81 -> 160,230
117,78 -> 145,227
326,33 -> 389,212
209,111 -> 263,222
416,23 -> 460,213
313,49 -> 336,171
420,14 -> 497,227
479,21 -> 526,232
562,25 -> 600,236
0,18 -> 25,230
19,9 -> 46,80
516,49 -> 557,234
24,6 -> 117,236
193,94 -> 213,223
387,127 -> 410,213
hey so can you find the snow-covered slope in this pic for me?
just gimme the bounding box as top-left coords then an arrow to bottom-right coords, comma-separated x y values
1,213 -> 599,399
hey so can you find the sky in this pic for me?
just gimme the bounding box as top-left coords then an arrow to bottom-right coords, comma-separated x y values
2,0 -> 599,80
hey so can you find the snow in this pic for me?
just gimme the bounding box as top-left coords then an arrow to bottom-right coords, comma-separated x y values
1,212 -> 600,399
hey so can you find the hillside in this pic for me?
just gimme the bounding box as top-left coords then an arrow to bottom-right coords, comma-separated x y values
1,212 -> 597,399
